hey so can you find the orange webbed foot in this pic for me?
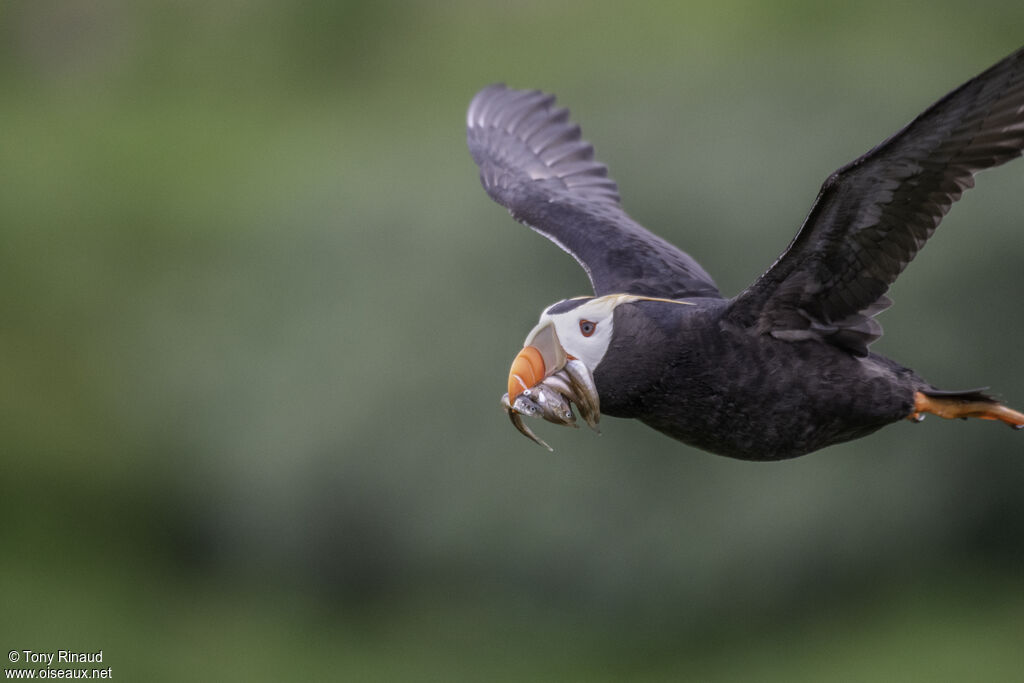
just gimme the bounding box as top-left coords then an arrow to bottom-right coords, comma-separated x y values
909,391 -> 1024,430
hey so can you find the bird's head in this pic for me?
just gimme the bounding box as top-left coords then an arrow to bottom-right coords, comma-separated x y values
507,295 -> 623,402
503,294 -> 694,448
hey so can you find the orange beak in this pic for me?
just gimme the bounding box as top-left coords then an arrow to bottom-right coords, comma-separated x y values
506,321 -> 567,403
508,345 -> 546,402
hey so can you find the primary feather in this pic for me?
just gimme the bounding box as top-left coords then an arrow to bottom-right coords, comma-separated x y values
467,84 -> 721,299
728,47 -> 1024,355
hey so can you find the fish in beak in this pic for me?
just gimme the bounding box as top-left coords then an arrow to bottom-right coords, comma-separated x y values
501,321 -> 601,450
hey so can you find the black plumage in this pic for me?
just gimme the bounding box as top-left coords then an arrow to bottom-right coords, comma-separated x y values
593,299 -> 921,458
466,84 -> 720,300
467,47 -> 1024,459
729,48 -> 1024,355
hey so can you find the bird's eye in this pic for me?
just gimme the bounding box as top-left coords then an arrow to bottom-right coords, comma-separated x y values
579,320 -> 597,337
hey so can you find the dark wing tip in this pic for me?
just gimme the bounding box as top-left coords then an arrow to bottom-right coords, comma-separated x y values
466,85 -> 621,206
729,45 -> 1024,350
466,83 -> 722,300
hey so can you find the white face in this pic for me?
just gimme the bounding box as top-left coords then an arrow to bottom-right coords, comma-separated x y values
524,294 -> 637,373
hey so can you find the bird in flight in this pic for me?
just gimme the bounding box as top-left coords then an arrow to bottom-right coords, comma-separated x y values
467,47 -> 1024,460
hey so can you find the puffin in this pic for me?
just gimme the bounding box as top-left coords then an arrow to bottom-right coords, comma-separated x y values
466,46 -> 1024,460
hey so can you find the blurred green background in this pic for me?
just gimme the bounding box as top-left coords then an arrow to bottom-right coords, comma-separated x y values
3,1 -> 1023,680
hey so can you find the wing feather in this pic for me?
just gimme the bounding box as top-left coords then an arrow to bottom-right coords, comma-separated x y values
467,85 -> 720,299
728,47 -> 1024,355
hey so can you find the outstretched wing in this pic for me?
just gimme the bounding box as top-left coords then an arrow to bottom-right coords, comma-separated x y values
728,46 -> 1024,355
467,84 -> 720,299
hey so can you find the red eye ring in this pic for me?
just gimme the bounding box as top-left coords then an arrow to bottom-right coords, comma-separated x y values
579,319 -> 597,337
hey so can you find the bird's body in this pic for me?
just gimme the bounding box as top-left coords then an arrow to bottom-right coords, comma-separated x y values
467,47 -> 1024,459
595,298 -> 920,459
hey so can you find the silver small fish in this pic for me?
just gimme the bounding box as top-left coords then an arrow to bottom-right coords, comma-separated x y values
526,382 -> 577,427
539,371 -> 580,405
501,392 -> 553,451
564,358 -> 601,432
501,361 -> 602,449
